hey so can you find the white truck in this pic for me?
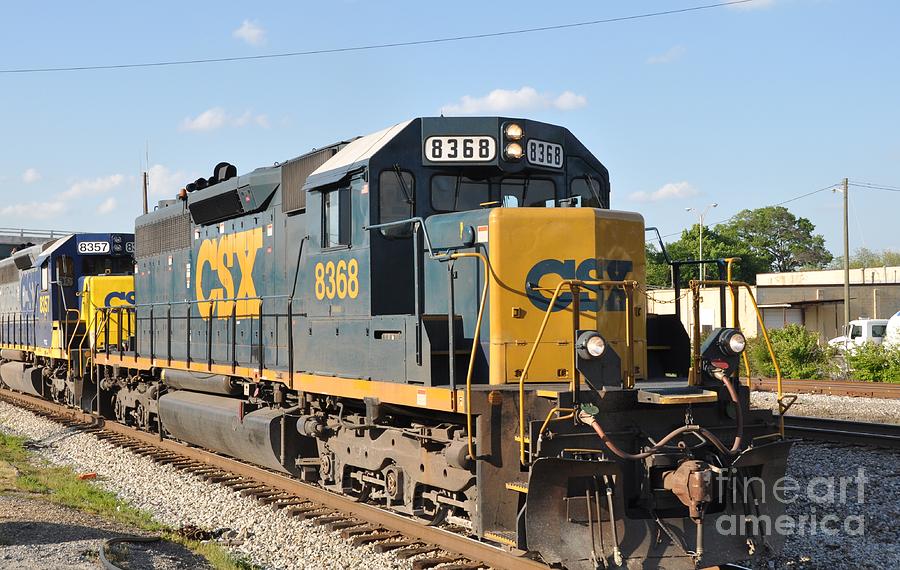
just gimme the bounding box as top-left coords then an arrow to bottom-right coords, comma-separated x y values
828,317 -> 890,351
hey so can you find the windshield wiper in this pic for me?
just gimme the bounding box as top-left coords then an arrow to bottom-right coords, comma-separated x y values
392,164 -> 414,205
585,174 -> 603,207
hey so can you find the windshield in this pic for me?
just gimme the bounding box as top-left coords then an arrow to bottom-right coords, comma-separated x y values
431,175 -> 555,212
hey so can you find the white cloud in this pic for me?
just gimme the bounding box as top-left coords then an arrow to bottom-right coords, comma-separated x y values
181,107 -> 227,131
0,200 -> 66,220
148,164 -> 193,197
21,168 -> 41,184
97,197 -> 117,214
60,174 -> 124,199
629,181 -> 698,202
233,20 -> 266,46
442,86 -> 588,115
647,45 -> 687,65
180,107 -> 269,132
729,0 -> 776,9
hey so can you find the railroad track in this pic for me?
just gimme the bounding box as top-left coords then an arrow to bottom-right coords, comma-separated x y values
746,377 -> 900,399
782,415 -> 900,449
0,387 -> 548,570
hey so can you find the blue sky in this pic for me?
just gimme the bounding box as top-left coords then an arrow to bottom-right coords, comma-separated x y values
1,0 -> 897,254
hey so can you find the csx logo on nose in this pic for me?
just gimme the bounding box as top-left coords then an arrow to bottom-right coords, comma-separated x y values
104,291 -> 135,306
196,227 -> 263,319
525,258 -> 633,312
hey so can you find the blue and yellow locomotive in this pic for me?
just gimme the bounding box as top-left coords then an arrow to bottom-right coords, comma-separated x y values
0,232 -> 134,408
6,118 -> 792,569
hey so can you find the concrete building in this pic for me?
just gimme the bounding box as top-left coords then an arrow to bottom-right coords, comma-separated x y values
0,228 -> 68,259
645,266 -> 900,344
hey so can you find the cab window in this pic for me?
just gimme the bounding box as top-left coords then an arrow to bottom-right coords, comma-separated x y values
872,325 -> 887,338
379,170 -> 414,224
323,186 -> 351,247
57,255 -> 74,287
571,177 -> 603,208
432,176 -> 491,212
850,325 -> 862,339
500,178 -> 555,208
40,264 -> 49,291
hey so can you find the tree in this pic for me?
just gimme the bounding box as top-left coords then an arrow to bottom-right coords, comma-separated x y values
831,247 -> 900,269
720,206 -> 832,272
645,224 -> 767,287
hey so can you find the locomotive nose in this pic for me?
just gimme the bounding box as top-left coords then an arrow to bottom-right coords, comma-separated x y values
485,206 -> 646,387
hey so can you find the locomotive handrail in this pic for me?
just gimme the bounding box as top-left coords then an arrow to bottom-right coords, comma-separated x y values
687,278 -> 786,435
363,217 -> 436,257
447,251 -> 490,461
517,278 -> 639,465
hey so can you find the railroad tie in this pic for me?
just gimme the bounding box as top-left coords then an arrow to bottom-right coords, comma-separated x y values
323,519 -> 363,531
411,557 -> 468,570
339,525 -> 381,539
372,540 -> 422,553
393,546 -> 439,559
351,532 -> 401,546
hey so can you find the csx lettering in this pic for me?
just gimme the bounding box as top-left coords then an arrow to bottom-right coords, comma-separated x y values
104,291 -> 135,307
525,258 -> 633,312
196,227 -> 263,319
314,259 -> 359,301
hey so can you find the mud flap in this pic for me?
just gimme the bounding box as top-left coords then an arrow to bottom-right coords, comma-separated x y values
525,457 -> 622,569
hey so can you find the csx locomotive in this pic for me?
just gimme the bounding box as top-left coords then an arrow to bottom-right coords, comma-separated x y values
0,117 -> 792,569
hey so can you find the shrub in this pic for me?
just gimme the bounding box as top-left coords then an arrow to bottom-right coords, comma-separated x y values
845,343 -> 900,383
745,324 -> 834,380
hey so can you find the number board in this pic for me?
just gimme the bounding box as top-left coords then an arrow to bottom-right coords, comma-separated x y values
125,242 -> 135,254
527,139 -> 564,169
77,241 -> 110,254
424,136 -> 496,162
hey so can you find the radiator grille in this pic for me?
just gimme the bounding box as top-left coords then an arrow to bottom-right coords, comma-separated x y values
281,146 -> 342,214
135,210 -> 192,259
0,263 -> 18,284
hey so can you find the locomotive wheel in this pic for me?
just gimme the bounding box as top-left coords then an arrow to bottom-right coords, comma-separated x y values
414,489 -> 449,526
344,469 -> 373,503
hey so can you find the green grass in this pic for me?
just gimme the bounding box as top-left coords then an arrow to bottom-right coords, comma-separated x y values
0,431 -> 254,570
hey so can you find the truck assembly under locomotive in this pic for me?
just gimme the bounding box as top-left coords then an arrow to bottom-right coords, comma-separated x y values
0,117 -> 792,569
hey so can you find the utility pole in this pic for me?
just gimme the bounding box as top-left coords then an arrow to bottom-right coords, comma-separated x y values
142,171 -> 149,215
842,177 -> 850,329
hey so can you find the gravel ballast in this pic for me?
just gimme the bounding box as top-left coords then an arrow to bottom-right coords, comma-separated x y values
750,390 -> 900,425
0,401 -> 405,570
752,441 -> 900,569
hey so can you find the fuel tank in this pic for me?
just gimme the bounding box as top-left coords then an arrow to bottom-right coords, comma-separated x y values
161,369 -> 241,396
158,390 -> 299,474
0,362 -> 43,397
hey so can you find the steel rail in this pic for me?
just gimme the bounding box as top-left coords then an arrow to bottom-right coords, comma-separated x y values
781,415 -> 900,449
746,377 -> 900,400
0,387 -> 548,570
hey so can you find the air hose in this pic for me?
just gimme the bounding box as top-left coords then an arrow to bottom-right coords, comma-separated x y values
581,368 -> 744,460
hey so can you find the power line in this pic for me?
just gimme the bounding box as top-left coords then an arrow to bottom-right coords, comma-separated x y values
646,182 -> 839,242
0,0 -> 759,74
849,181 -> 900,193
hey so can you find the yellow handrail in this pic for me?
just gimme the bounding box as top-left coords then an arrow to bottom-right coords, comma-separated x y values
537,406 -> 575,438
690,279 -> 785,435
517,278 -> 638,464
723,259 -> 753,384
448,251 -> 490,461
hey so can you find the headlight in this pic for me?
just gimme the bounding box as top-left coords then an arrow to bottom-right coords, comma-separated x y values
504,142 -> 524,160
504,122 -> 524,141
720,330 -> 746,355
576,331 -> 606,359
